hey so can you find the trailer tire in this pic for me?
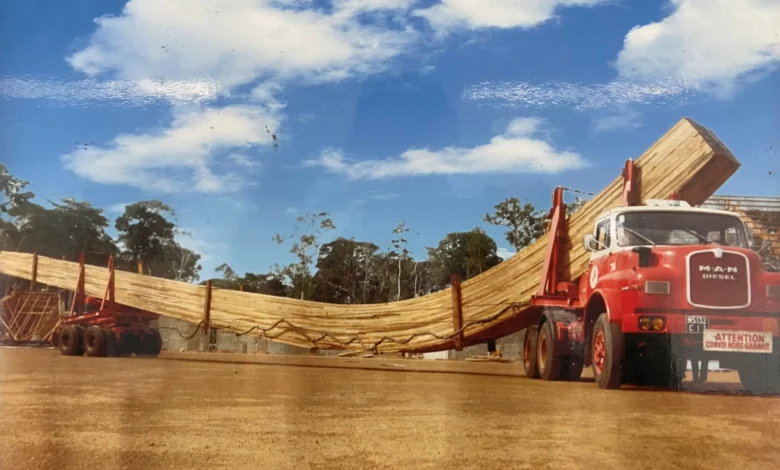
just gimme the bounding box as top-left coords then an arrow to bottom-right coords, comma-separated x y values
58,325 -> 81,356
102,328 -> 116,357
84,326 -> 106,357
591,313 -> 624,389
74,326 -> 86,356
537,321 -> 562,381
523,326 -> 540,379
137,330 -> 162,357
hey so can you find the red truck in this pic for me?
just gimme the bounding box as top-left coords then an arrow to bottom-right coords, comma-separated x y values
522,161 -> 780,393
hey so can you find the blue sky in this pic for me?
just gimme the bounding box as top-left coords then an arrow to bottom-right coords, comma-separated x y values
1,0 -> 778,278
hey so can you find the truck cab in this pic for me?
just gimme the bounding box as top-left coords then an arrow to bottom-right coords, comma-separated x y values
580,199 -> 780,392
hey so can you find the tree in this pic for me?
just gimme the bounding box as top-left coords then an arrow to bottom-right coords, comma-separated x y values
115,201 -> 176,274
208,263 -> 287,296
567,196 -> 587,217
484,197 -> 546,251
389,221 -> 410,301
273,212 -> 336,300
149,241 -> 202,282
0,164 -> 35,251
426,228 -> 502,288
12,198 -> 117,264
115,201 -> 201,281
312,237 -> 380,304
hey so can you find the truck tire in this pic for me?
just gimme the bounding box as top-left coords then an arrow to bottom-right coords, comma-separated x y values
537,320 -> 562,381
84,326 -> 106,357
591,313 -> 624,389
738,346 -> 780,395
58,325 -> 81,356
523,326 -> 540,379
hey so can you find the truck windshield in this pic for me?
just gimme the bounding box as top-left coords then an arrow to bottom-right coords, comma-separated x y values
616,211 -> 749,248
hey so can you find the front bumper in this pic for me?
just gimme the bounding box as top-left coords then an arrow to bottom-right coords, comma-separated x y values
620,310 -> 780,336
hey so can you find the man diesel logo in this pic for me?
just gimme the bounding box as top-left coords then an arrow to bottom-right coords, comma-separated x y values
699,265 -> 738,280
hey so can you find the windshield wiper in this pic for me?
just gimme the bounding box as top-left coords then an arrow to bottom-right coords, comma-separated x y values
621,227 -> 656,246
683,229 -> 710,244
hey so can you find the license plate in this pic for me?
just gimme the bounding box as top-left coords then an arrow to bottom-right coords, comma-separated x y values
703,330 -> 773,353
686,315 -> 709,333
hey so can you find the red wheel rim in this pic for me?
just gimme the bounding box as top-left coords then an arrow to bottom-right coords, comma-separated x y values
593,329 -> 606,375
538,333 -> 547,370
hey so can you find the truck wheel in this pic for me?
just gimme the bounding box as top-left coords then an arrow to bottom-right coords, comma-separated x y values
537,321 -> 562,381
738,353 -> 780,395
523,326 -> 540,379
561,356 -> 584,381
84,326 -> 106,357
58,325 -> 81,356
591,313 -> 624,389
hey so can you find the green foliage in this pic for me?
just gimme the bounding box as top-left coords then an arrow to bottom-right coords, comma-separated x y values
273,212 -> 336,300
426,227 -> 502,288
208,263 -> 287,296
483,197 -> 546,251
12,198 -> 116,264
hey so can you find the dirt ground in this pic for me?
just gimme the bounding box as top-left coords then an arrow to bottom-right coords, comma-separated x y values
1,348 -> 779,470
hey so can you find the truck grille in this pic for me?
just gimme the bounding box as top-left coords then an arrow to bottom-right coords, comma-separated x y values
687,249 -> 750,309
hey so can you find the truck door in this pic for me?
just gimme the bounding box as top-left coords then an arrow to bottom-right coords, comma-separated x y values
585,218 -> 613,293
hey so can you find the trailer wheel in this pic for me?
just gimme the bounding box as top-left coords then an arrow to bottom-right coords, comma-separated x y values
537,321 -> 562,381
591,313 -> 624,389
137,330 -> 162,357
74,326 -> 86,356
58,325 -> 81,356
523,326 -> 540,379
84,326 -> 106,357
102,328 -> 117,357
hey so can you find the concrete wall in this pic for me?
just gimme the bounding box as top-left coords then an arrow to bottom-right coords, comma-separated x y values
155,315 -> 343,356
448,330 -> 526,361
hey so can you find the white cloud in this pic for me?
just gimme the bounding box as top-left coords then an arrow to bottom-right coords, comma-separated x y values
305,117 -> 586,179
106,202 -> 132,214
592,109 -> 642,133
0,76 -> 219,105
370,192 -> 400,200
415,0 -> 608,32
615,0 -> 780,96
62,103 -> 281,193
462,79 -> 696,110
497,247 -> 516,260
176,227 -> 229,264
67,0 -> 418,90
228,153 -> 259,168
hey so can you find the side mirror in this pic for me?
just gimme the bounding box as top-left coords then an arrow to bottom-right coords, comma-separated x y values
584,234 -> 601,252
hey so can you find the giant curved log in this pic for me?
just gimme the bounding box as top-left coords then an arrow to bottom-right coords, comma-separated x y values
0,118 -> 740,352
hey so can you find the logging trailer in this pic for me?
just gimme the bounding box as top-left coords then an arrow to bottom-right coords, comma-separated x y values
524,159 -> 780,393
52,256 -> 162,358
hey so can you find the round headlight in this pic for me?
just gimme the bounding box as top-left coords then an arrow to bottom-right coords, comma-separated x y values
639,317 -> 651,330
652,317 -> 665,331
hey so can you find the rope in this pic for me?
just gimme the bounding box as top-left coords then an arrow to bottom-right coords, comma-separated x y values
560,187 -> 596,197
225,300 -> 529,353
157,320 -> 208,340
